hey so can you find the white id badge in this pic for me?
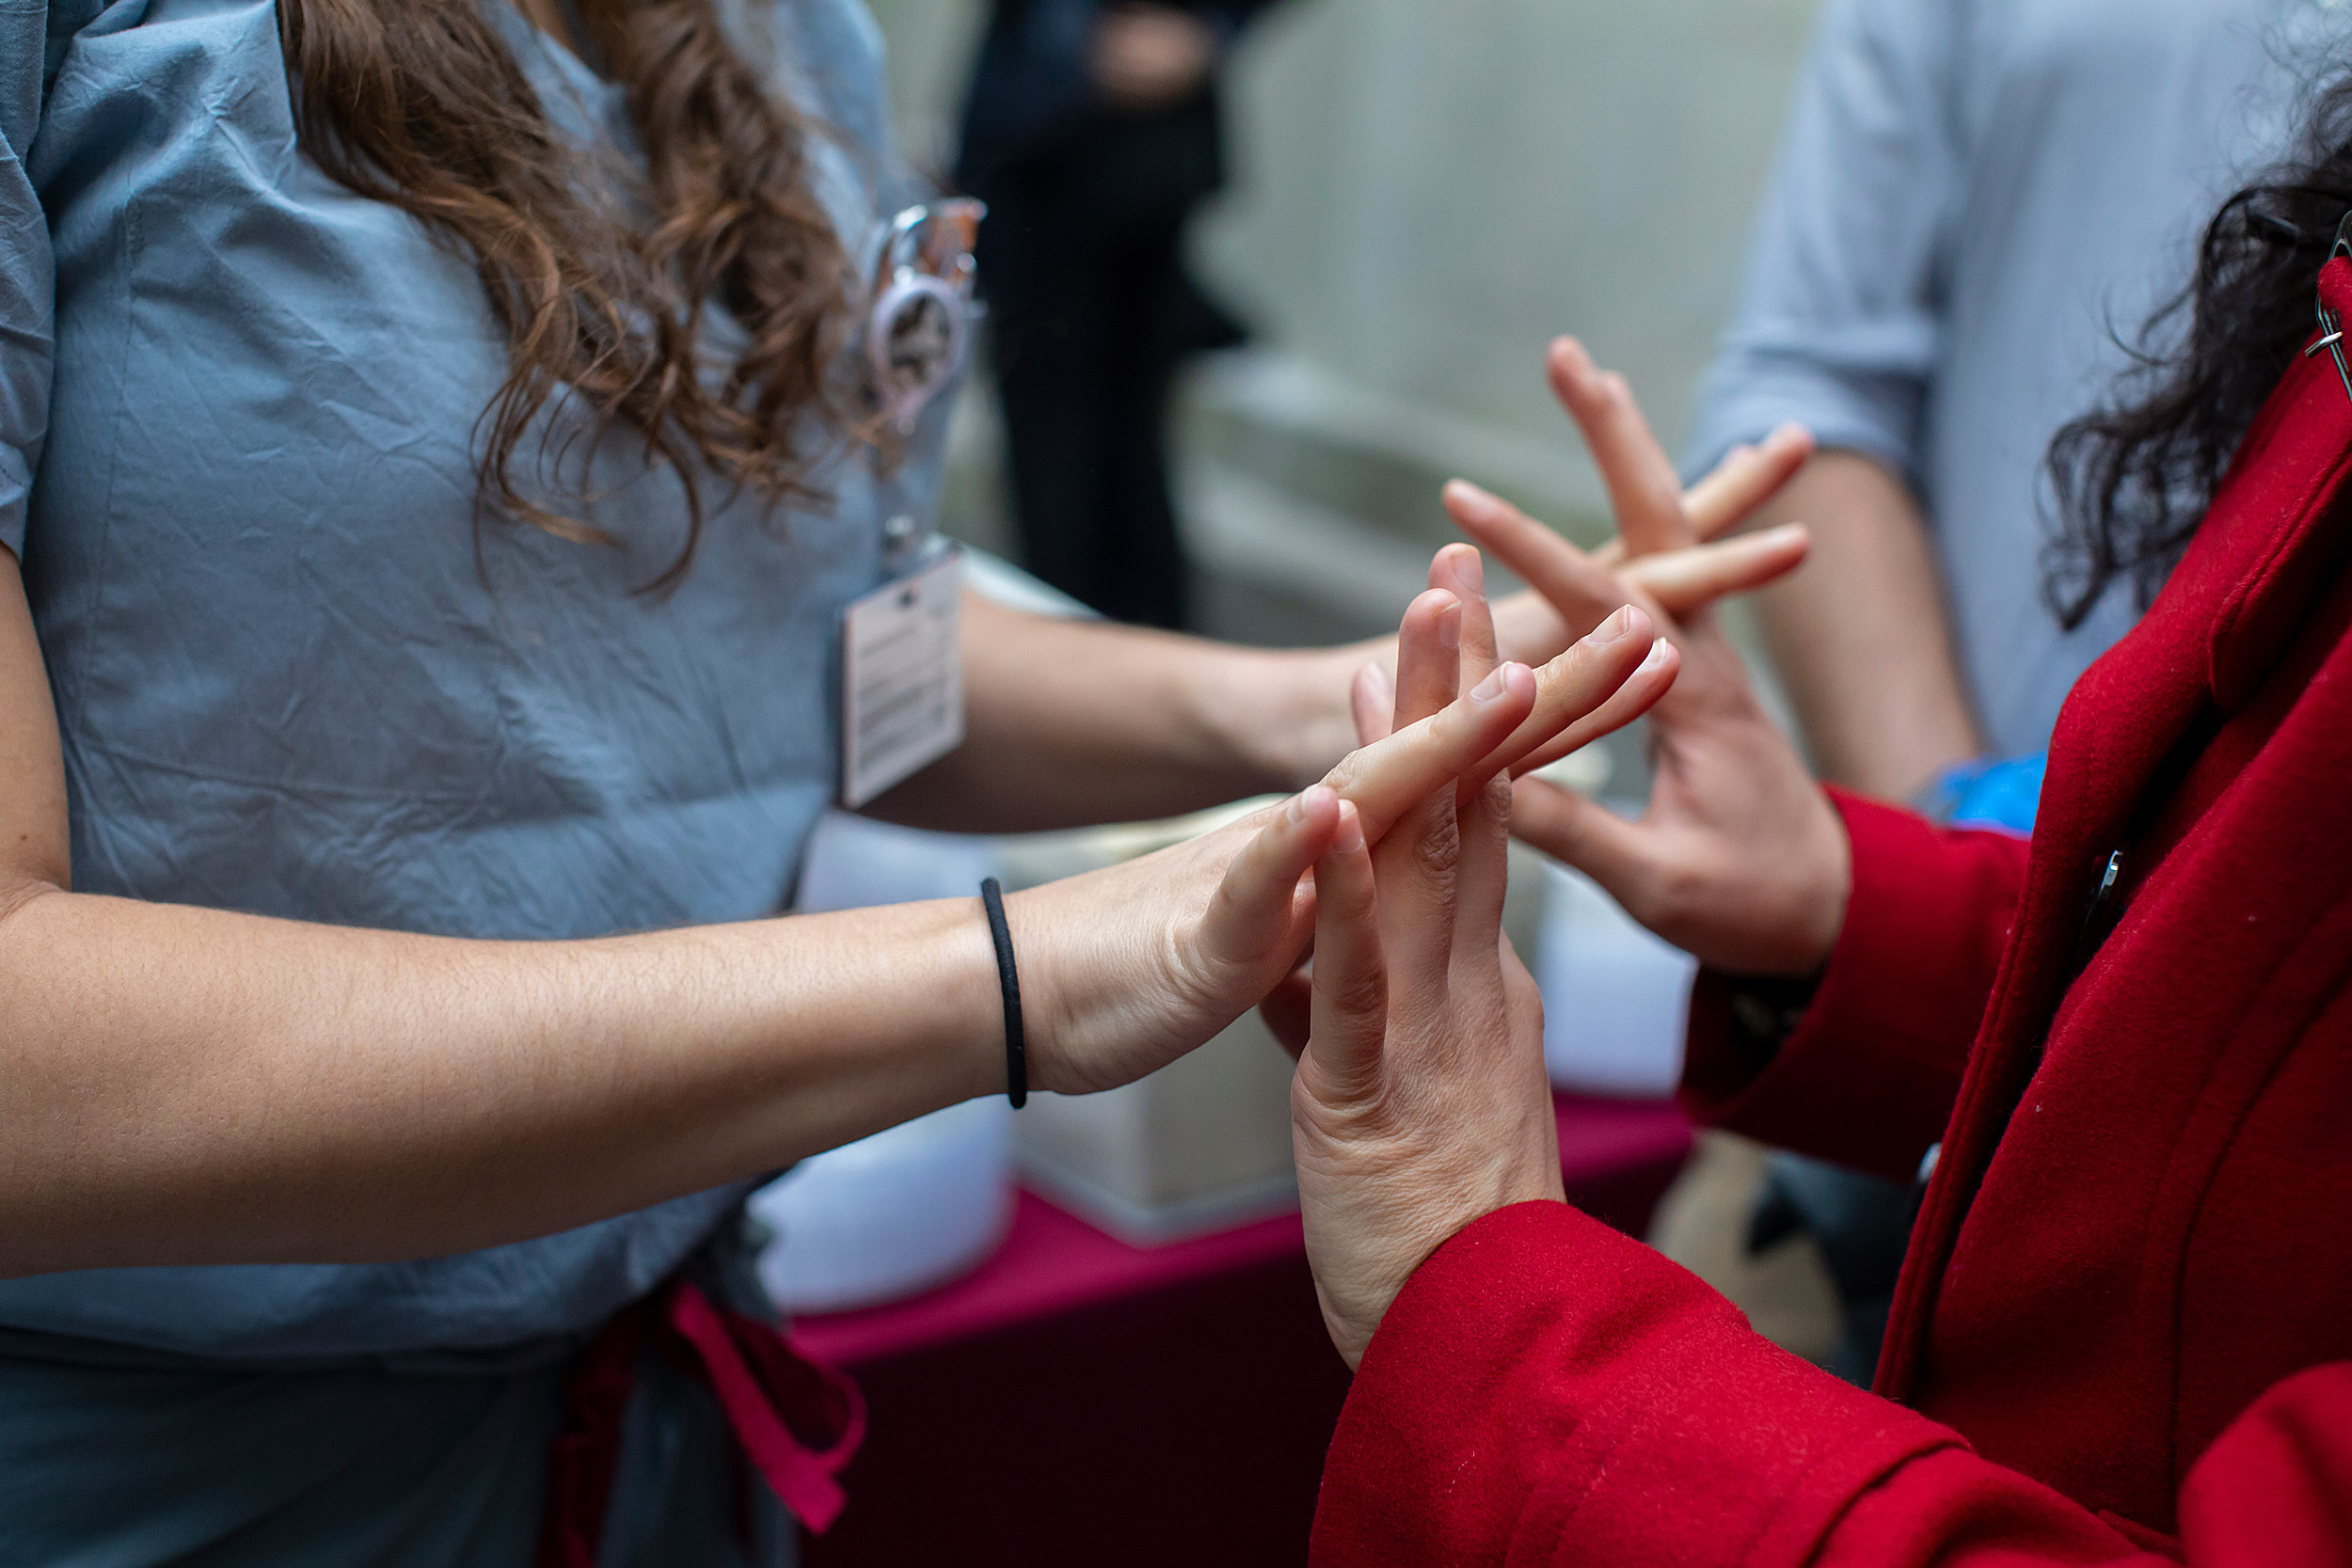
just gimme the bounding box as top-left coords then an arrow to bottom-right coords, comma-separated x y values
840,546 -> 965,808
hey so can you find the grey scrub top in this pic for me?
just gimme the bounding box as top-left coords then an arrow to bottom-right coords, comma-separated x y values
1686,0 -> 2340,760
0,0 -> 947,1560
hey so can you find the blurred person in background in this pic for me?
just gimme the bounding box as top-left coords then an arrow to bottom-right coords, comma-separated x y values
1681,0 -> 2340,1383
956,0 -> 1279,628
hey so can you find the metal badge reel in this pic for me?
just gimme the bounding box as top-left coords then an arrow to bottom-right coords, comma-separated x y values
867,199 -> 984,436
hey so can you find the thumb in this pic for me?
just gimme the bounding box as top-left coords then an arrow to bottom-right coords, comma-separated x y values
1304,800 -> 1388,1103
1509,776 -> 1659,921
1199,785 -> 1342,974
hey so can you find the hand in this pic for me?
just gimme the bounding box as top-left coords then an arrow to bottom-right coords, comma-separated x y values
1089,5 -> 1216,112
1483,336 -> 1818,673
1256,545 -> 1678,1052
1290,732 -> 1563,1370
1442,353 -> 1850,978
1017,592 -> 1669,1095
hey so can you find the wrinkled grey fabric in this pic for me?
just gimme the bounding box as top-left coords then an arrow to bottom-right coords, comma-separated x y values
1687,0 -> 2341,758
0,0 -> 942,1560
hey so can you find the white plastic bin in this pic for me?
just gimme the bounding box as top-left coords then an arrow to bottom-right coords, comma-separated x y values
1534,861 -> 1698,1099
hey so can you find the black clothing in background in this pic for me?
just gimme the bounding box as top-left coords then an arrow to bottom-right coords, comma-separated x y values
957,0 -> 1277,629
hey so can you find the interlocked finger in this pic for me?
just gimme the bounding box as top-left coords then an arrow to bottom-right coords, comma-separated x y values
1677,423 -> 1812,544
1428,543 -> 1501,693
1322,662 -> 1537,844
1546,337 -> 1692,557
1392,589 -> 1461,730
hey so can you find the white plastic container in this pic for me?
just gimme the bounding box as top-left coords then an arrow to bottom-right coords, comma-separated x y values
751,1096 -> 1016,1314
1535,861 -> 1698,1099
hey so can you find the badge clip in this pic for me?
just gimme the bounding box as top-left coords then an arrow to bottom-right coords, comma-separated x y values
867,199 -> 985,436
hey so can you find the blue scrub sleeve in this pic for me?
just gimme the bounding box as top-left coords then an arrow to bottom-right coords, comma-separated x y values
1684,0 -> 1960,485
0,1 -> 53,562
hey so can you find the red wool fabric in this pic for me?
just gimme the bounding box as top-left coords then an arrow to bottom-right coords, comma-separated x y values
1313,260 -> 2352,1567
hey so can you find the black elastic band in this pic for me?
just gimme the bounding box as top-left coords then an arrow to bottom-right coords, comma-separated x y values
979,878 -> 1026,1108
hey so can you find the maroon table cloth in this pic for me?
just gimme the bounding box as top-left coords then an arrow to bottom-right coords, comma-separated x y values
793,1093 -> 1692,1567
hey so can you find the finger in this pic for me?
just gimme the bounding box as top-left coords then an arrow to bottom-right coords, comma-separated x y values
1509,636 -> 1679,778
1499,929 -> 1542,1033
1258,965 -> 1313,1059
1546,336 -> 1692,555
1618,526 -> 1810,621
1469,605 -> 1658,788
1199,784 -> 1343,969
1323,661 -> 1536,844
1681,423 -> 1814,542
1508,776 -> 1657,921
1428,543 -> 1499,689
1350,661 -> 1395,746
1449,771 -> 1512,985
1305,801 -> 1387,1101
1445,479 -> 1640,637
1393,588 -> 1462,729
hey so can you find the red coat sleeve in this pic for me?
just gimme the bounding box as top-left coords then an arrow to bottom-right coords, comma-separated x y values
1312,1202 -> 2352,1568
1678,790 -> 2030,1180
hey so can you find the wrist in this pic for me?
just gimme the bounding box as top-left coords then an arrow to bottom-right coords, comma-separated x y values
909,894 -> 1022,1105
1191,641 -> 1366,794
992,881 -> 1089,1097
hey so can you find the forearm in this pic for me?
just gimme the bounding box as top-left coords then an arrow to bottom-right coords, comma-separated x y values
0,882 -> 1003,1276
1753,452 -> 1982,800
866,593 -> 1363,832
1318,1201 -> 2177,1568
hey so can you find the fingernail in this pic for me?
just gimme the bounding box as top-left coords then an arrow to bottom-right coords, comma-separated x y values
1445,479 -> 1501,515
1585,605 -> 1636,646
1359,661 -> 1392,701
1470,664 -> 1513,703
1438,604 -> 1461,652
1637,638 -> 1673,673
1333,801 -> 1364,852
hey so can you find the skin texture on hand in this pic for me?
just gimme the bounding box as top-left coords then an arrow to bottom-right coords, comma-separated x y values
1448,339 -> 1852,978
1017,574 -> 1680,1097
1291,553 -> 1565,1369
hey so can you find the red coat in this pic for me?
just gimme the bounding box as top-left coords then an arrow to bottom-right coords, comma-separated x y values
1311,260 -> 2352,1567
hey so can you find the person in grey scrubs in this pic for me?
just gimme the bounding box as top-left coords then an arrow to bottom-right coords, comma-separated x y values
0,2 -> 1790,1562
1678,0 -> 2341,1384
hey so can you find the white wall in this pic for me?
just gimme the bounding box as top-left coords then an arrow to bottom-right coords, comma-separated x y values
1197,0 -> 1825,459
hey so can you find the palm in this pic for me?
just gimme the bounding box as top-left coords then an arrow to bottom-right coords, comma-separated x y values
1445,339 -> 1849,978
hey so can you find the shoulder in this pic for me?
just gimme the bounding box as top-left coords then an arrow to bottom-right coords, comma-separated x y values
751,0 -> 893,161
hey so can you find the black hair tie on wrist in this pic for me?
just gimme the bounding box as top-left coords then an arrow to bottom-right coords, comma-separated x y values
979,878 -> 1027,1108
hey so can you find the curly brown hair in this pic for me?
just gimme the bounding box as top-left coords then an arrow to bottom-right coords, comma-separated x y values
278,0 -> 864,590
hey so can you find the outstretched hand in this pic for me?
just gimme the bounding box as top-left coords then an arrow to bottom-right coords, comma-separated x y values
1482,336 -> 1818,671
1290,731 -> 1563,1370
1018,565 -> 1675,1098
1445,339 -> 1851,978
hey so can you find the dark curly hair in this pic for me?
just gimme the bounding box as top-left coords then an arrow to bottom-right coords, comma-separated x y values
2046,69 -> 2352,629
